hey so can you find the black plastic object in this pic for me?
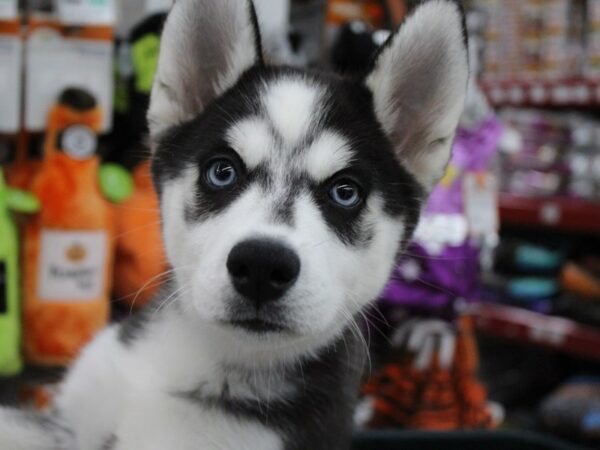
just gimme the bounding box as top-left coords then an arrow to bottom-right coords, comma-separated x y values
331,22 -> 381,76
351,431 -> 585,450
58,88 -> 97,111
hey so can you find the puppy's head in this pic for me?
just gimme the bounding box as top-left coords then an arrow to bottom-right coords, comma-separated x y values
148,0 -> 468,348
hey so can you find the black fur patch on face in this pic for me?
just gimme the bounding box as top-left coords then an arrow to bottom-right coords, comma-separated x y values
313,74 -> 424,246
152,66 -> 423,244
310,171 -> 373,247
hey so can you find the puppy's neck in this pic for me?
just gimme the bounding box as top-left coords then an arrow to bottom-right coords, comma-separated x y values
117,291 -> 366,449
119,291 -> 364,390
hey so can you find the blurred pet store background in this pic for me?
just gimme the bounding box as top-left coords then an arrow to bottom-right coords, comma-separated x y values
1,0 -> 600,449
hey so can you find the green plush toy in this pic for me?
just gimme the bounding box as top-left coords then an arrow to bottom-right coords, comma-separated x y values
0,168 -> 39,376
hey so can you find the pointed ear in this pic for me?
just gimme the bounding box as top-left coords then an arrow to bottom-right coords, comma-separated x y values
148,0 -> 263,140
366,0 -> 469,191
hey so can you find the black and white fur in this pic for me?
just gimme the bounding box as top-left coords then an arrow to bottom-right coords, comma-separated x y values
0,1 -> 468,449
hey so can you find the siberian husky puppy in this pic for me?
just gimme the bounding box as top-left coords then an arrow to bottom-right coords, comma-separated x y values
0,0 -> 468,449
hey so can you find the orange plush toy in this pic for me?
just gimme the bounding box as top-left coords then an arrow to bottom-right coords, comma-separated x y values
23,88 -> 131,366
113,160 -> 167,308
362,316 -> 494,430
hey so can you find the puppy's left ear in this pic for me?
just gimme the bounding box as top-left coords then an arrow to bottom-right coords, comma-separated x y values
366,0 -> 469,191
148,0 -> 263,140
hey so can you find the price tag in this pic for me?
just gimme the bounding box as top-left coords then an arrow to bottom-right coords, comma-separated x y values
552,85 -> 571,103
55,0 -> 115,25
489,87 -> 505,104
0,0 -> 17,20
540,202 -> 561,225
528,317 -> 572,346
464,172 -> 499,237
508,86 -> 524,104
530,85 -> 546,103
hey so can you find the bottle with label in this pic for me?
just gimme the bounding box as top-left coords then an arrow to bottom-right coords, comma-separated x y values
23,88 -> 131,366
0,167 -> 39,375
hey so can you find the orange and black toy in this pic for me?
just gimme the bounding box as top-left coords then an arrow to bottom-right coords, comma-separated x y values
22,88 -> 132,366
113,160 -> 167,308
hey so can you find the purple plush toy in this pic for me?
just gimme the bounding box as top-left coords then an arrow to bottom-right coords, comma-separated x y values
381,115 -> 503,314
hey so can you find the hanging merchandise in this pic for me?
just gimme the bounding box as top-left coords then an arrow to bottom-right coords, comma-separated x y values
111,9 -> 166,163
111,11 -> 167,308
587,0 -> 600,79
25,4 -> 115,133
360,46 -> 505,428
0,0 -> 17,20
22,88 -> 132,366
0,167 -> 39,376
360,115 -> 504,431
0,1 -> 21,134
54,0 -> 115,26
477,0 -> 588,82
5,7 -> 41,190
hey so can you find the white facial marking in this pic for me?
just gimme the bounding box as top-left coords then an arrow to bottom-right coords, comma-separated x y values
226,118 -> 274,169
304,132 -> 354,182
151,73 -> 416,371
264,79 -> 320,147
160,169 -> 196,269
116,392 -> 282,450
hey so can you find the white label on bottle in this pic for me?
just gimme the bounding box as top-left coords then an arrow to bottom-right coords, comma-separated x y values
0,0 -> 17,20
38,230 -> 107,302
25,32 -> 113,132
0,36 -> 21,133
55,0 -> 115,25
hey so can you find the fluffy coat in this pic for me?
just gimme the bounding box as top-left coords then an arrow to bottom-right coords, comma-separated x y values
0,1 -> 468,448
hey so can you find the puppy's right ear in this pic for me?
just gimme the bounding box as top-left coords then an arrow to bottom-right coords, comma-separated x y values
148,0 -> 263,141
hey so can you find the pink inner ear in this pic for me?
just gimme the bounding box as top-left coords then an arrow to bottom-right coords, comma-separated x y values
148,0 -> 262,139
364,0 -> 468,190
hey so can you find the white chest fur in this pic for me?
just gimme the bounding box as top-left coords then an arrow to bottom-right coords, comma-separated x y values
55,313 -> 286,450
114,392 -> 282,450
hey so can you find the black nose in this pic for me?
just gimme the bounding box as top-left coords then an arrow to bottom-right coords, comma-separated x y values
227,239 -> 301,306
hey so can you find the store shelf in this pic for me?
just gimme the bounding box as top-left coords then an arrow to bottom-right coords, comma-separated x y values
481,79 -> 600,107
499,194 -> 600,235
353,430 -> 583,450
472,303 -> 600,362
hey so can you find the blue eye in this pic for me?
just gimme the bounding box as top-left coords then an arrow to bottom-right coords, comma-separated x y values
205,159 -> 237,188
329,180 -> 362,208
